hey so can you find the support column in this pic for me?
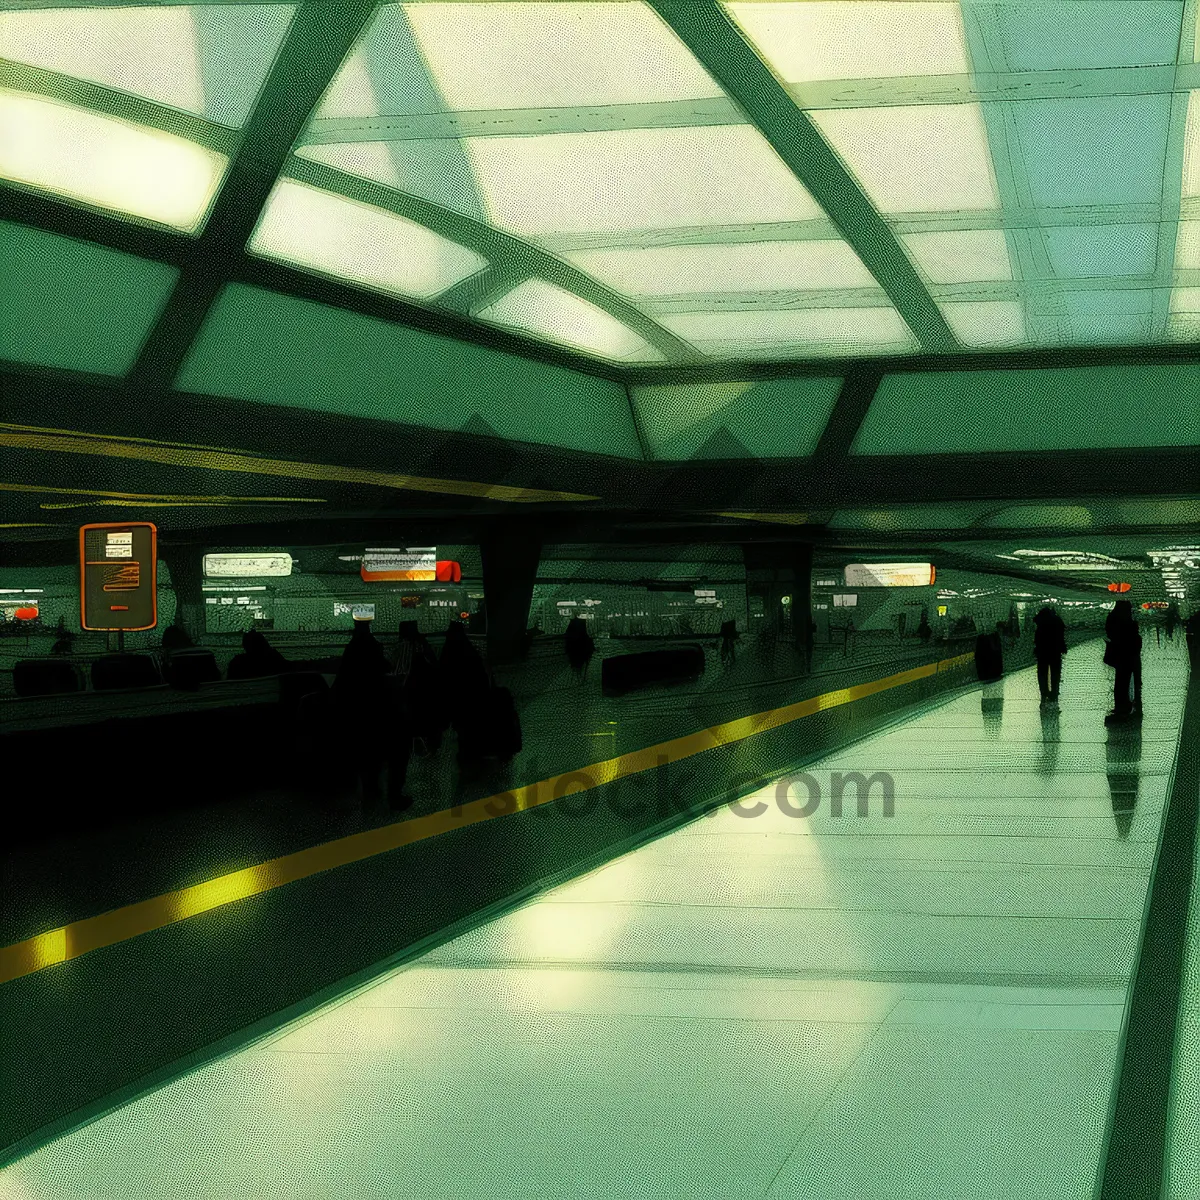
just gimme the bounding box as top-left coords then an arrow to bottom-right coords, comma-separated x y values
480,524 -> 543,666
743,541 -> 814,670
160,545 -> 205,644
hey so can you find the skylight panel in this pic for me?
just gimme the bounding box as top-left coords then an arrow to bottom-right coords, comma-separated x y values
319,1 -> 722,119
1175,220 -> 1200,271
561,240 -> 879,298
0,90 -> 228,232
809,104 -> 1000,213
249,180 -> 487,302
465,125 -> 826,236
655,307 -> 917,358
725,1 -> 969,83
1043,224 -> 1158,278
939,301 -> 1026,348
1185,91 -> 1200,198
1169,287 -> 1200,339
475,280 -> 667,363
0,4 -> 295,128
900,230 -> 1013,284
404,2 -> 724,111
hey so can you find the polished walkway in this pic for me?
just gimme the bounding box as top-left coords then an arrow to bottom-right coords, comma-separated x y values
3,642 -> 1191,1198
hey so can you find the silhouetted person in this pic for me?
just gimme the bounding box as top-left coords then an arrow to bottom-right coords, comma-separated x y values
395,621 -> 445,757
565,616 -> 596,678
897,611 -> 907,641
1186,610 -> 1200,669
161,624 -> 195,654
974,622 -> 1004,682
1164,604 -> 1180,641
440,621 -> 490,754
719,618 -> 739,667
227,628 -> 290,679
333,618 -> 409,804
1105,600 -> 1142,722
50,615 -> 75,655
916,611 -> 932,645
1033,605 -> 1067,704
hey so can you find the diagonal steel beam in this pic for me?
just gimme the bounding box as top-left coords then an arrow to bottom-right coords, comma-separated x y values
283,155 -> 703,362
650,0 -> 958,353
124,2 -> 378,395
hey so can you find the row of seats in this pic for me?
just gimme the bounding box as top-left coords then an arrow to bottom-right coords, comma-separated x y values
11,649 -> 225,697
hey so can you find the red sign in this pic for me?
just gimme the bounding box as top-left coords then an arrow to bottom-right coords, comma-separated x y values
80,522 -> 158,630
1107,582 -> 1131,593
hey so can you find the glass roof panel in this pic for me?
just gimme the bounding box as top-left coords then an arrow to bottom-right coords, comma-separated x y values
1169,287 -> 1200,339
990,1 -> 1181,71
1061,289 -> 1154,344
725,1 -> 969,82
404,1 -> 723,111
465,125 -> 826,236
1043,224 -> 1159,279
249,179 -> 488,302
0,220 -> 179,376
1008,96 -> 1173,210
632,376 -> 843,460
319,1 -> 722,119
1176,220 -> 1200,270
0,4 -> 295,128
1186,91 -> 1200,198
939,301 -> 1026,348
900,229 -> 1013,285
476,280 -> 667,363
0,89 -> 228,232
654,308 -> 917,359
809,104 -> 1000,213
561,240 -> 879,298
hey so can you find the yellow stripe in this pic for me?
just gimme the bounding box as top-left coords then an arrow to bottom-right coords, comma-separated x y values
0,423 -> 598,505
0,651 -> 976,986
0,481 -> 323,505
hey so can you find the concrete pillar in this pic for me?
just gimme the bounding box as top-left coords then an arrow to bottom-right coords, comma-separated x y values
743,541 -> 814,669
161,545 -> 205,643
480,524 -> 543,666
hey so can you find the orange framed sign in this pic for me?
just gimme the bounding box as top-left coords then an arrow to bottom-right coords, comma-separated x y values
80,522 -> 158,631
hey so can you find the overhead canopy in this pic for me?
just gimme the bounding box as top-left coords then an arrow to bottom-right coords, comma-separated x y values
1,0 -> 1198,479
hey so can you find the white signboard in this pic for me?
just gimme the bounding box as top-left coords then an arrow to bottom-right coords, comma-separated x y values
844,563 -> 935,588
361,547 -> 437,581
204,552 -> 293,578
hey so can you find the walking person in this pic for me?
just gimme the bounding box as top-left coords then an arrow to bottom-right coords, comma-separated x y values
1104,600 -> 1143,723
1033,605 -> 1067,705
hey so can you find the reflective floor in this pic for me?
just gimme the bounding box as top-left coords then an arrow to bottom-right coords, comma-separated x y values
3,642 -> 1191,1199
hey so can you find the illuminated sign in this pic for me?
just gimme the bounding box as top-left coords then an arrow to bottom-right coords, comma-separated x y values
361,547 -> 436,582
1142,601 -> 1170,610
2,602 -> 38,621
833,594 -> 858,607
937,605 -> 948,617
844,563 -> 936,588
203,552 -> 293,578
1107,581 -> 1132,593
334,602 -> 376,620
80,522 -> 157,631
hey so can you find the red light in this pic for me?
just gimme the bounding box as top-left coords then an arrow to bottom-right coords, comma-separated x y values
1107,582 -> 1131,593
13,605 -> 38,621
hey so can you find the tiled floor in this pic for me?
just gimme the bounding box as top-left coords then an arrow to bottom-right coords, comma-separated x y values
2,641 -> 1190,1199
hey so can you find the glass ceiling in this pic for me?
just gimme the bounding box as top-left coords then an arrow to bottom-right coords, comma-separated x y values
1,0 -> 1199,367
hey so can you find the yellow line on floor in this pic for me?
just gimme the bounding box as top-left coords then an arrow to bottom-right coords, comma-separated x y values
0,651 -> 974,986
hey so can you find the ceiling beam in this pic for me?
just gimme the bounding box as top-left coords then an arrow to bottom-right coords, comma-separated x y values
299,63 -> 1200,146
123,2 -> 378,395
649,0 -> 957,354
283,156 -> 702,363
